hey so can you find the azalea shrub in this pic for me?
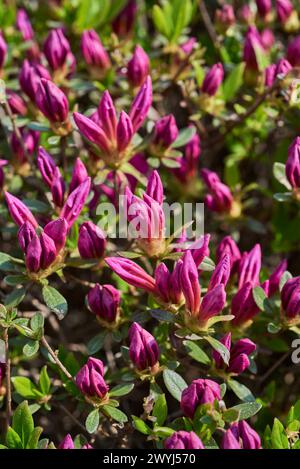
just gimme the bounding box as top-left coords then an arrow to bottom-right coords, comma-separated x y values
1,0 -> 300,451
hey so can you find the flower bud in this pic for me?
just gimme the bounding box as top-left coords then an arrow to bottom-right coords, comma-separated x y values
7,90 -> 27,116
129,322 -> 160,371
222,421 -> 261,449
276,0 -> 293,23
97,90 -> 117,143
231,280 -> 268,326
105,256 -> 156,293
16,9 -> 34,40
275,58 -> 292,77
164,431 -> 204,449
239,5 -> 255,24
154,260 -> 183,305
59,434 -> 74,449
181,379 -> 221,418
146,170 -> 164,205
215,5 -> 235,30
221,428 -> 242,449
281,276 -> 300,319
0,32 -> 7,70
69,158 -> 89,194
112,0 -> 137,37
286,136 -> 300,189
264,64 -> 276,88
78,221 -> 106,259
180,251 -> 201,316
256,0 -> 272,18
51,167 -> 65,207
18,221 -> 35,252
19,60 -> 51,102
117,111 -> 134,152
73,112 -> 111,154
60,178 -> 91,228
201,63 -> 224,96
238,244 -> 261,289
5,192 -> 38,228
201,169 -> 233,213
11,129 -> 39,165
129,75 -> 152,132
199,284 -> 226,323
243,26 -> 265,70
189,234 -> 210,267
213,332 -> 256,375
209,254 -> 231,290
87,284 -> 120,323
216,236 -> 241,273
269,259 -> 287,296
75,357 -> 109,399
287,36 -> 300,66
153,114 -> 178,148
127,45 -> 150,88
43,28 -> 70,71
44,218 -> 68,253
81,29 -> 110,71
35,78 -> 69,123
260,29 -> 275,49
0,159 -> 7,189
37,147 -> 56,187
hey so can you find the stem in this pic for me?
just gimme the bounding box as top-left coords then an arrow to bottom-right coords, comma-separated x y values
198,0 -> 221,57
3,328 -> 11,431
40,336 -> 74,383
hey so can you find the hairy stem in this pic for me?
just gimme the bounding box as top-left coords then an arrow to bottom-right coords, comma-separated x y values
40,336 -> 74,383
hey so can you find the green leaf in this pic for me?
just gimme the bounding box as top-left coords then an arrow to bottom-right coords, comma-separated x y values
30,312 -> 44,333
6,427 -> 23,449
271,418 -> 289,449
163,369 -> 188,401
228,379 -> 255,402
12,401 -> 34,447
253,42 -> 269,71
152,5 -> 172,38
23,340 -> 39,357
252,286 -> 268,311
150,309 -> 175,322
132,416 -> 152,435
87,331 -> 107,355
273,192 -> 292,202
42,286 -> 68,319
26,427 -> 43,449
4,274 -> 28,286
85,409 -> 100,434
223,408 -> 240,423
28,121 -> 50,132
231,401 -> 262,420
4,287 -> 26,308
199,257 -> 215,272
153,394 -> 168,426
273,162 -> 292,190
222,63 -> 245,101
279,271 -> 293,291
172,126 -> 196,148
183,340 -> 210,365
162,157 -> 181,168
39,366 -> 51,395
109,383 -> 134,397
102,405 -> 128,423
23,199 -> 50,214
203,336 -> 230,365
11,377 -> 42,399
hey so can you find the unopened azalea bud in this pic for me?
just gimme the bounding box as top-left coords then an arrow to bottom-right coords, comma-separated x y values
5,192 -> 38,228
239,5 -> 255,24
112,0 -> 137,37
7,90 -> 27,116
0,32 -> 7,70
78,221 -> 106,259
199,284 -> 226,323
69,158 -> 88,194
201,169 -> 233,213
269,260 -> 287,295
18,221 -> 35,252
213,332 -> 256,375
275,58 -> 292,77
129,75 -> 152,132
97,91 -> 117,142
105,257 -> 156,293
256,0 -> 272,18
201,63 -> 224,96
35,79 -> 69,124
153,114 -> 178,148
181,379 -> 221,418
81,29 -> 110,72
87,284 -> 120,323
238,244 -> 261,289
16,9 -> 34,40
0,362 -> 6,388
264,64 -> 276,87
59,434 -> 74,449
154,260 -> 183,305
231,280 -> 268,326
51,167 -> 65,207
11,129 -> 39,164
129,322 -> 160,371
215,5 -> 235,30
243,26 -> 265,70
208,254 -> 231,290
117,111 -> 133,152
286,136 -> 300,189
43,28 -> 70,71
287,36 -> 300,66
19,60 -> 51,102
222,421 -> 261,449
281,276 -> 300,319
189,234 -> 210,267
75,357 -> 109,399
216,236 -> 241,273
37,147 -> 56,187
44,218 -> 68,253
60,178 -> 91,228
127,45 -> 150,87
164,431 -> 204,449
25,231 -> 56,273
221,428 -> 242,449
73,112 -> 111,154
276,0 -> 293,24
260,29 -> 275,49
0,159 -> 7,189
180,251 -> 201,316
146,170 -> 164,204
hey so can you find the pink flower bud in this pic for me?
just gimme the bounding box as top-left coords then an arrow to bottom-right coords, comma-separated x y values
256,0 -> 272,18
43,28 -> 71,71
37,147 -> 57,187
180,251 -> 201,316
189,234 -> 211,267
129,75 -> 152,132
222,421 -> 261,449
60,178 -> 91,228
164,431 -> 204,449
117,111 -> 133,152
201,63 -> 224,96
69,158 -> 89,194
7,90 -> 27,116
260,29 -> 275,50
154,260 -> 183,305
269,259 -> 287,296
73,112 -> 111,154
127,45 -> 150,88
75,357 -> 109,399
5,192 -> 38,228
78,221 -> 106,259
286,136 -> 300,189
16,9 -> 34,40
201,169 -> 233,213
238,244 -> 261,289
112,0 -> 137,37
215,4 -> 235,28
18,221 -> 35,252
216,236 -> 241,273
87,283 -> 120,323
51,167 -> 65,207
44,218 -> 68,253
199,284 -> 226,323
105,256 -> 156,293
19,60 -> 51,102
11,129 -> 39,164
264,64 -> 276,87
0,32 -> 7,69
231,280 -> 268,326
213,332 -> 256,375
209,254 -> 231,290
81,29 -> 110,71
275,58 -> 292,77
287,36 -> 300,66
129,322 -> 160,370
98,90 -> 118,143
221,428 -> 242,449
281,276 -> 300,319
181,379 -> 221,418
146,170 -> 164,204
153,114 -> 178,148
36,79 -> 69,123
59,434 -> 75,449
276,0 -> 293,24
243,26 -> 265,70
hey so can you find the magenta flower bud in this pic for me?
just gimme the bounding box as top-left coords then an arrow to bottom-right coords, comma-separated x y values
35,79 -> 69,123
11,129 -> 39,164
105,256 -> 156,293
87,283 -> 120,323
16,9 -> 34,40
75,357 -> 109,399
201,169 -> 233,213
112,0 -> 137,37
127,45 -> 150,88
189,234 -> 210,267
129,322 -> 160,371
180,251 -> 201,316
276,0 -> 293,23
256,0 -> 272,18
286,136 -> 300,189
51,167 -> 65,207
69,158 -> 88,194
216,236 -> 241,273
117,111 -> 133,152
201,63 -> 224,96
5,192 -> 38,228
209,254 -> 230,290
43,28 -> 70,71
269,259 -> 287,296
199,284 -> 226,323
37,147 -> 56,187
164,431 -> 204,449
19,60 -> 51,102
212,332 -> 231,369
154,261 -> 183,305
0,159 -> 7,189
264,64 -> 276,87
73,112 -> 111,154
98,90 -> 118,143
287,36 -> 300,66
81,29 -> 110,71
18,221 -> 35,252
243,27 -> 265,70
44,218 -> 68,253
60,178 -> 91,228
59,434 -> 74,450
39,231 -> 57,270
25,234 -> 42,272
146,170 -> 164,205
238,421 -> 261,449
181,379 -> 221,418
239,5 -> 255,24
221,428 -> 242,449
215,5 -> 235,28
153,114 -> 178,148
129,75 -> 152,132
78,221 -> 106,259
0,32 -> 7,69
281,276 -> 300,319
0,362 -> 6,388
275,58 -> 292,77
7,90 -> 27,116
260,29 -> 275,50
213,332 -> 256,374
238,244 -> 261,289
231,280 -> 268,326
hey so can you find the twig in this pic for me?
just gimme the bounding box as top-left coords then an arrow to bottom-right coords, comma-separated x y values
54,403 -> 88,435
40,336 -> 75,383
3,328 -> 11,431
259,350 -> 290,386
198,0 -> 221,56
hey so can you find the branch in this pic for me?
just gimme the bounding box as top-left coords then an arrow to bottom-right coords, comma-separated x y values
40,336 -> 75,383
3,328 -> 11,431
198,0 -> 221,56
